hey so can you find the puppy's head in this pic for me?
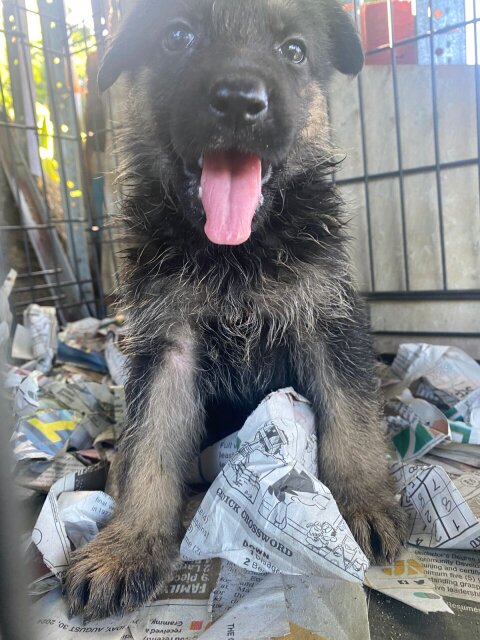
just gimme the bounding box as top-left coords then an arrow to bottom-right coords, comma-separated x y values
100,0 -> 363,246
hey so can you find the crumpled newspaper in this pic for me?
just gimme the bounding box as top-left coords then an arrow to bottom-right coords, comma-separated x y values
182,388 -> 370,583
385,343 -> 480,465
58,317 -> 104,343
32,464 -> 112,584
450,389 -> 480,445
391,343 -> 480,394
383,343 -> 480,557
24,378 -> 455,635
58,318 -> 126,380
30,558 -> 370,640
8,327 -> 477,632
365,549 -> 453,614
23,305 -> 58,373
6,368 -> 44,418
12,310 -> 127,380
29,462 -> 371,640
386,390 -> 451,461
7,361 -> 126,491
393,461 -> 480,551
12,407 -> 83,461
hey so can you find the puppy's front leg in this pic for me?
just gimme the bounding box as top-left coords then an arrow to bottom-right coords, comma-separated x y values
293,318 -> 407,562
65,328 -> 204,620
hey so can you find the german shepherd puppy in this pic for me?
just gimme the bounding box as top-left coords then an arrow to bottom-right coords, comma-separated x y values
65,0 -> 406,620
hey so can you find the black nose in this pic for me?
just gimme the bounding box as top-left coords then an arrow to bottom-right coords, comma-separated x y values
209,79 -> 269,125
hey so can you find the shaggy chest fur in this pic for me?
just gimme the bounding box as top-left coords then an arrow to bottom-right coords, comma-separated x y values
120,170 -> 356,429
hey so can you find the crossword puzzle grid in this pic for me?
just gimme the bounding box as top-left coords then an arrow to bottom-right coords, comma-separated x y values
395,464 -> 479,548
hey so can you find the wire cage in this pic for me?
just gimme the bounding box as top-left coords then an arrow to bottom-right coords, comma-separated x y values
0,0 -> 124,325
331,0 -> 480,348
0,0 -> 479,346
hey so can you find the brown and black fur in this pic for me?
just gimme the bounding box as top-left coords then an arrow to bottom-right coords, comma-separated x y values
65,0 -> 407,620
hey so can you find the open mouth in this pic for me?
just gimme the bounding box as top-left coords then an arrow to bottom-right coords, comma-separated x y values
185,151 -> 273,246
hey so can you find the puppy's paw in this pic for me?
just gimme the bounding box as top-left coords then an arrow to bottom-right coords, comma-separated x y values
64,523 -> 178,621
343,499 -> 407,563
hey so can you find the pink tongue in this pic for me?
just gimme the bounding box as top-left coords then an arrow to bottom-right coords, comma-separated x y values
201,150 -> 262,245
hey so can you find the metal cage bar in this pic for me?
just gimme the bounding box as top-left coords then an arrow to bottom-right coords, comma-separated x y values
335,0 -> 480,341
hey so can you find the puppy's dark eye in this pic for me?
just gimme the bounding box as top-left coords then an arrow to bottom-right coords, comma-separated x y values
279,40 -> 306,64
164,23 -> 196,52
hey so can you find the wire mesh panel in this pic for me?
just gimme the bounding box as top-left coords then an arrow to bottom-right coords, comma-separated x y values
0,0 -> 479,340
0,0 -> 122,323
331,0 -> 480,340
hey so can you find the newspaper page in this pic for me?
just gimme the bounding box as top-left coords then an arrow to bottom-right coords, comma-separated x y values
386,343 -> 480,463
412,548 -> 480,604
385,392 -> 451,461
32,464 -> 111,583
130,560 -> 290,640
23,304 -> 58,373
364,550 -> 453,614
187,432 -> 238,485
9,370 -> 120,489
208,560 -> 265,621
181,388 -> 369,583
198,574 -> 289,640
453,388 -> 480,444
128,560 -> 223,640
30,556 -> 288,640
31,556 -> 370,640
11,370 -> 43,417
392,462 -> 480,550
281,574 -> 370,640
31,588 -> 133,639
26,385 -> 372,639
17,454 -> 87,493
12,409 -> 83,462
59,318 -> 103,342
367,548 -> 480,640
391,343 -> 480,398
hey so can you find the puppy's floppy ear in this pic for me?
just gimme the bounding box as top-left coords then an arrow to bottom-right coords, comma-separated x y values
324,0 -> 364,76
98,41 -> 129,92
98,0 -> 154,92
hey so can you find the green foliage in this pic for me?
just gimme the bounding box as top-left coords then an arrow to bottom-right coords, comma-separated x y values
0,3 -> 94,186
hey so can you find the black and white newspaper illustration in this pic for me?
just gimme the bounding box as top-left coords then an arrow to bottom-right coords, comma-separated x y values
181,388 -> 369,582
